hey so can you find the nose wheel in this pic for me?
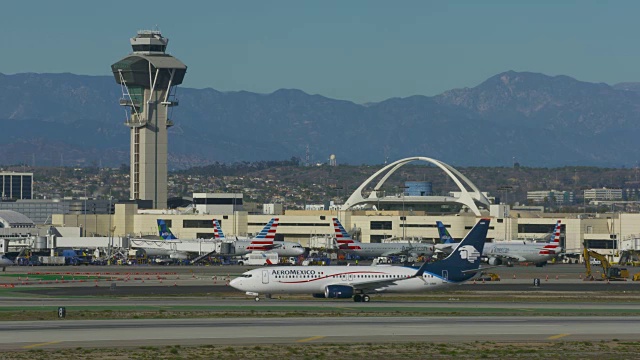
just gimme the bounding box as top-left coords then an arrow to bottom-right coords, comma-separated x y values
353,294 -> 370,302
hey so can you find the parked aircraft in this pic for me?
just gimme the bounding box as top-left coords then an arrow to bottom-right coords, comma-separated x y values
0,256 -> 13,271
0,239 -> 14,271
213,219 -> 305,257
436,220 -> 563,267
230,218 -> 490,302
331,218 -> 434,258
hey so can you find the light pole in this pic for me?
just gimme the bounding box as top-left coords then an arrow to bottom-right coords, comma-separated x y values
83,186 -> 87,237
581,187 -> 590,213
334,186 -> 343,221
399,186 -> 409,240
498,185 -> 513,241
108,189 -> 113,265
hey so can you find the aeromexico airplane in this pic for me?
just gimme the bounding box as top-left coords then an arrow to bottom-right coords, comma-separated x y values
212,219 -> 305,257
436,219 -> 563,267
230,218 -> 490,302
331,218 -> 434,258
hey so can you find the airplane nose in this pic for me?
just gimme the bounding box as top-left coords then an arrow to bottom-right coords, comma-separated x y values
229,278 -> 242,290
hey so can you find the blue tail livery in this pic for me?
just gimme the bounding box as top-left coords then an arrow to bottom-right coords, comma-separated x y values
436,221 -> 455,244
157,219 -> 178,240
418,218 -> 490,282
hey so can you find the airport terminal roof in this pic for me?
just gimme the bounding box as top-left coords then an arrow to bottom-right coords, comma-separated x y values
0,210 -> 35,228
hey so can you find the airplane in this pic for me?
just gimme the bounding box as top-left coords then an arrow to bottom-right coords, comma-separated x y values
213,218 -> 305,257
0,239 -> 14,271
435,219 -> 563,267
230,218 -> 490,302
131,220 -> 189,260
331,218 -> 434,258
0,256 -> 13,271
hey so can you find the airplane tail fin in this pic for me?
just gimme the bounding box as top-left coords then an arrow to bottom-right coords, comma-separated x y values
415,218 -> 490,282
542,220 -> 562,254
255,218 -> 279,240
332,218 -> 352,240
436,221 -> 454,244
332,218 -> 356,249
157,219 -> 178,240
212,219 -> 226,239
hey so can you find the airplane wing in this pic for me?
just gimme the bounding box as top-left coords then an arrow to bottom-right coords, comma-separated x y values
352,278 -> 406,293
489,254 -> 527,262
434,243 -> 456,254
380,250 -> 406,257
461,266 -> 497,274
329,273 -> 417,293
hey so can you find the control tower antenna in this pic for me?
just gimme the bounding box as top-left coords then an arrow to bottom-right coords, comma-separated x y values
111,30 -> 187,209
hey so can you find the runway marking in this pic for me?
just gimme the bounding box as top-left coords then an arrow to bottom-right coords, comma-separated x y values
548,333 -> 570,340
23,341 -> 61,349
296,336 -> 326,343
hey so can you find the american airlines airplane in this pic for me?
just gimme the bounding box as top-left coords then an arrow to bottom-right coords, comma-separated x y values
212,219 -> 305,257
331,218 -> 434,258
436,220 -> 563,267
230,218 -> 490,302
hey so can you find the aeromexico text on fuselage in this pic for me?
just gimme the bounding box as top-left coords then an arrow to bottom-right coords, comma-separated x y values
229,218 -> 491,301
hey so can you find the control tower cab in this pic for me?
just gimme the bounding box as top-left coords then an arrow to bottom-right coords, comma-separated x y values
111,30 -> 187,209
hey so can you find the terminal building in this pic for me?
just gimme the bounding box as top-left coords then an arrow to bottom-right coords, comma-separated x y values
45,157 -> 640,262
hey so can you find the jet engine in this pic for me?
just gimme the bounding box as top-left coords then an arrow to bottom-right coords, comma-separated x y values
170,251 -> 189,260
488,257 -> 502,266
324,285 -> 354,299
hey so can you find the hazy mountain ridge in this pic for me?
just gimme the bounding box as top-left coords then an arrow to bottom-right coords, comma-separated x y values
2,71 -> 640,168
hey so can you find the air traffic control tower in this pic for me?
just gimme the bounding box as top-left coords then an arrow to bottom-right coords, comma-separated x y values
111,30 -> 187,209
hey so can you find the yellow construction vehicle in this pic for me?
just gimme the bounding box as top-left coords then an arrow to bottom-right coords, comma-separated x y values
478,272 -> 501,282
618,250 -> 640,266
583,241 -> 629,281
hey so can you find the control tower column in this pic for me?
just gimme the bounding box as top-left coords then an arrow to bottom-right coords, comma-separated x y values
111,30 -> 187,209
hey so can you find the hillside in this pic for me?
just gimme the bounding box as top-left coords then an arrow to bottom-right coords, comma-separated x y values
2,71 -> 640,168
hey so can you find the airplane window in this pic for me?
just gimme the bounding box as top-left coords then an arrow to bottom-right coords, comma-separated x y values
242,274 -> 252,278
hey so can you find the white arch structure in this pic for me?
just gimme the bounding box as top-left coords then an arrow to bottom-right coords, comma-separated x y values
341,157 -> 491,216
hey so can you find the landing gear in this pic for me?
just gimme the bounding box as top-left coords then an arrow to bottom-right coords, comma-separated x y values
353,294 -> 371,302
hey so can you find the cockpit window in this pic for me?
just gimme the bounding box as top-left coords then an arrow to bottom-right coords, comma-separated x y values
242,274 -> 252,278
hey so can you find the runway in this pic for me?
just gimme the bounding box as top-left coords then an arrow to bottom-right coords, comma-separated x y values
2,297 -> 640,311
1,316 -> 639,350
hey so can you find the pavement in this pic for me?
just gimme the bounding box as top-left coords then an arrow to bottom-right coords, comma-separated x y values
1,316 -> 640,350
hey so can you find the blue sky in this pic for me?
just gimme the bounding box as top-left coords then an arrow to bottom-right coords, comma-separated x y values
1,0 -> 639,103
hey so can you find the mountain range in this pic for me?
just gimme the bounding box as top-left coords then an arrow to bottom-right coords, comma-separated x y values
2,70 -> 640,168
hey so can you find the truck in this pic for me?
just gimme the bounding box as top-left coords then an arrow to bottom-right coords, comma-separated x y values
237,253 -> 279,266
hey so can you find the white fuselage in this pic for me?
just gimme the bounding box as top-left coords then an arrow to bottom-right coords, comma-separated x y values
0,255 -> 14,269
233,241 -> 305,257
230,265 -> 453,295
343,243 -> 434,258
484,243 -> 560,263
